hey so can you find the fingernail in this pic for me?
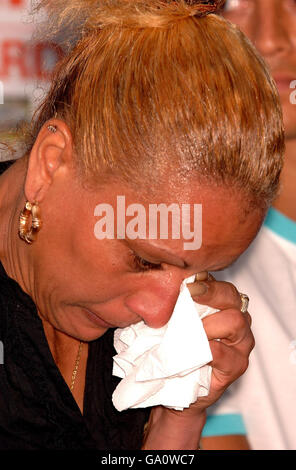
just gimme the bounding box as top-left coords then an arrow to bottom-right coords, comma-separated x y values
194,282 -> 208,296
195,271 -> 209,281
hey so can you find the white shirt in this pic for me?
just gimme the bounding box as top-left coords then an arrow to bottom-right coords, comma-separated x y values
202,209 -> 296,450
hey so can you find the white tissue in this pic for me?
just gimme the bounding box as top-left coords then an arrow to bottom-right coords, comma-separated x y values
112,275 -> 218,412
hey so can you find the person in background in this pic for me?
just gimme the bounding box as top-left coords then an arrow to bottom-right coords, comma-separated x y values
201,0 -> 296,450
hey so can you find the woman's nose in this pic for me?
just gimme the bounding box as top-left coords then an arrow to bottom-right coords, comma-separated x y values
124,288 -> 181,329
252,1 -> 292,60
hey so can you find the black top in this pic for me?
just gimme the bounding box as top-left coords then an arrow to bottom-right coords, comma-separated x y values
0,160 -> 149,450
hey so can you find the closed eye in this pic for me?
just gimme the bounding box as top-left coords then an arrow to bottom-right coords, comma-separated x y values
130,253 -> 162,272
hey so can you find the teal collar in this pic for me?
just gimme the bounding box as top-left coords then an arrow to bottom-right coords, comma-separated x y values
264,207 -> 296,245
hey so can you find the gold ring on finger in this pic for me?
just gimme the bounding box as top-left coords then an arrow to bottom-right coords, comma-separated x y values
239,293 -> 249,313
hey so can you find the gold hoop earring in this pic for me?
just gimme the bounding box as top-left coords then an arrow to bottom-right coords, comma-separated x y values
19,201 -> 42,244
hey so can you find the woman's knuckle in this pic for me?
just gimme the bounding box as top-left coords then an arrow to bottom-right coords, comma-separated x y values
227,282 -> 239,299
245,312 -> 252,326
239,357 -> 250,376
230,309 -> 246,331
249,333 -> 255,351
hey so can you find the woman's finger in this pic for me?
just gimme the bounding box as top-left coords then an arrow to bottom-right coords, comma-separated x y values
208,340 -> 251,388
202,308 -> 254,349
187,278 -> 242,311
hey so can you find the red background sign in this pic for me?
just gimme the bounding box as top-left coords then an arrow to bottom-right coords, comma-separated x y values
0,0 -> 60,133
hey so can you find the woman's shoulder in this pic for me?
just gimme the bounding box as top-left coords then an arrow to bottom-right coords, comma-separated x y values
0,261 -> 38,342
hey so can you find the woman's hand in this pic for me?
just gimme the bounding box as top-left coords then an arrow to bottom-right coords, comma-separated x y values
186,271 -> 254,413
142,272 -> 254,450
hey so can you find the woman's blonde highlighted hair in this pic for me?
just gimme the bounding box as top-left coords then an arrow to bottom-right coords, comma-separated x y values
27,0 -> 284,206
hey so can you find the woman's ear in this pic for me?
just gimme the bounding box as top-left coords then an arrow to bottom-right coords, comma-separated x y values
24,119 -> 74,203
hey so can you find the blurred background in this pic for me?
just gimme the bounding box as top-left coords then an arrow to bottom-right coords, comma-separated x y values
0,0 -> 60,152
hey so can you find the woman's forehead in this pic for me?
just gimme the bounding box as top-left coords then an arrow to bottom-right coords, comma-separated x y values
89,180 -> 263,257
